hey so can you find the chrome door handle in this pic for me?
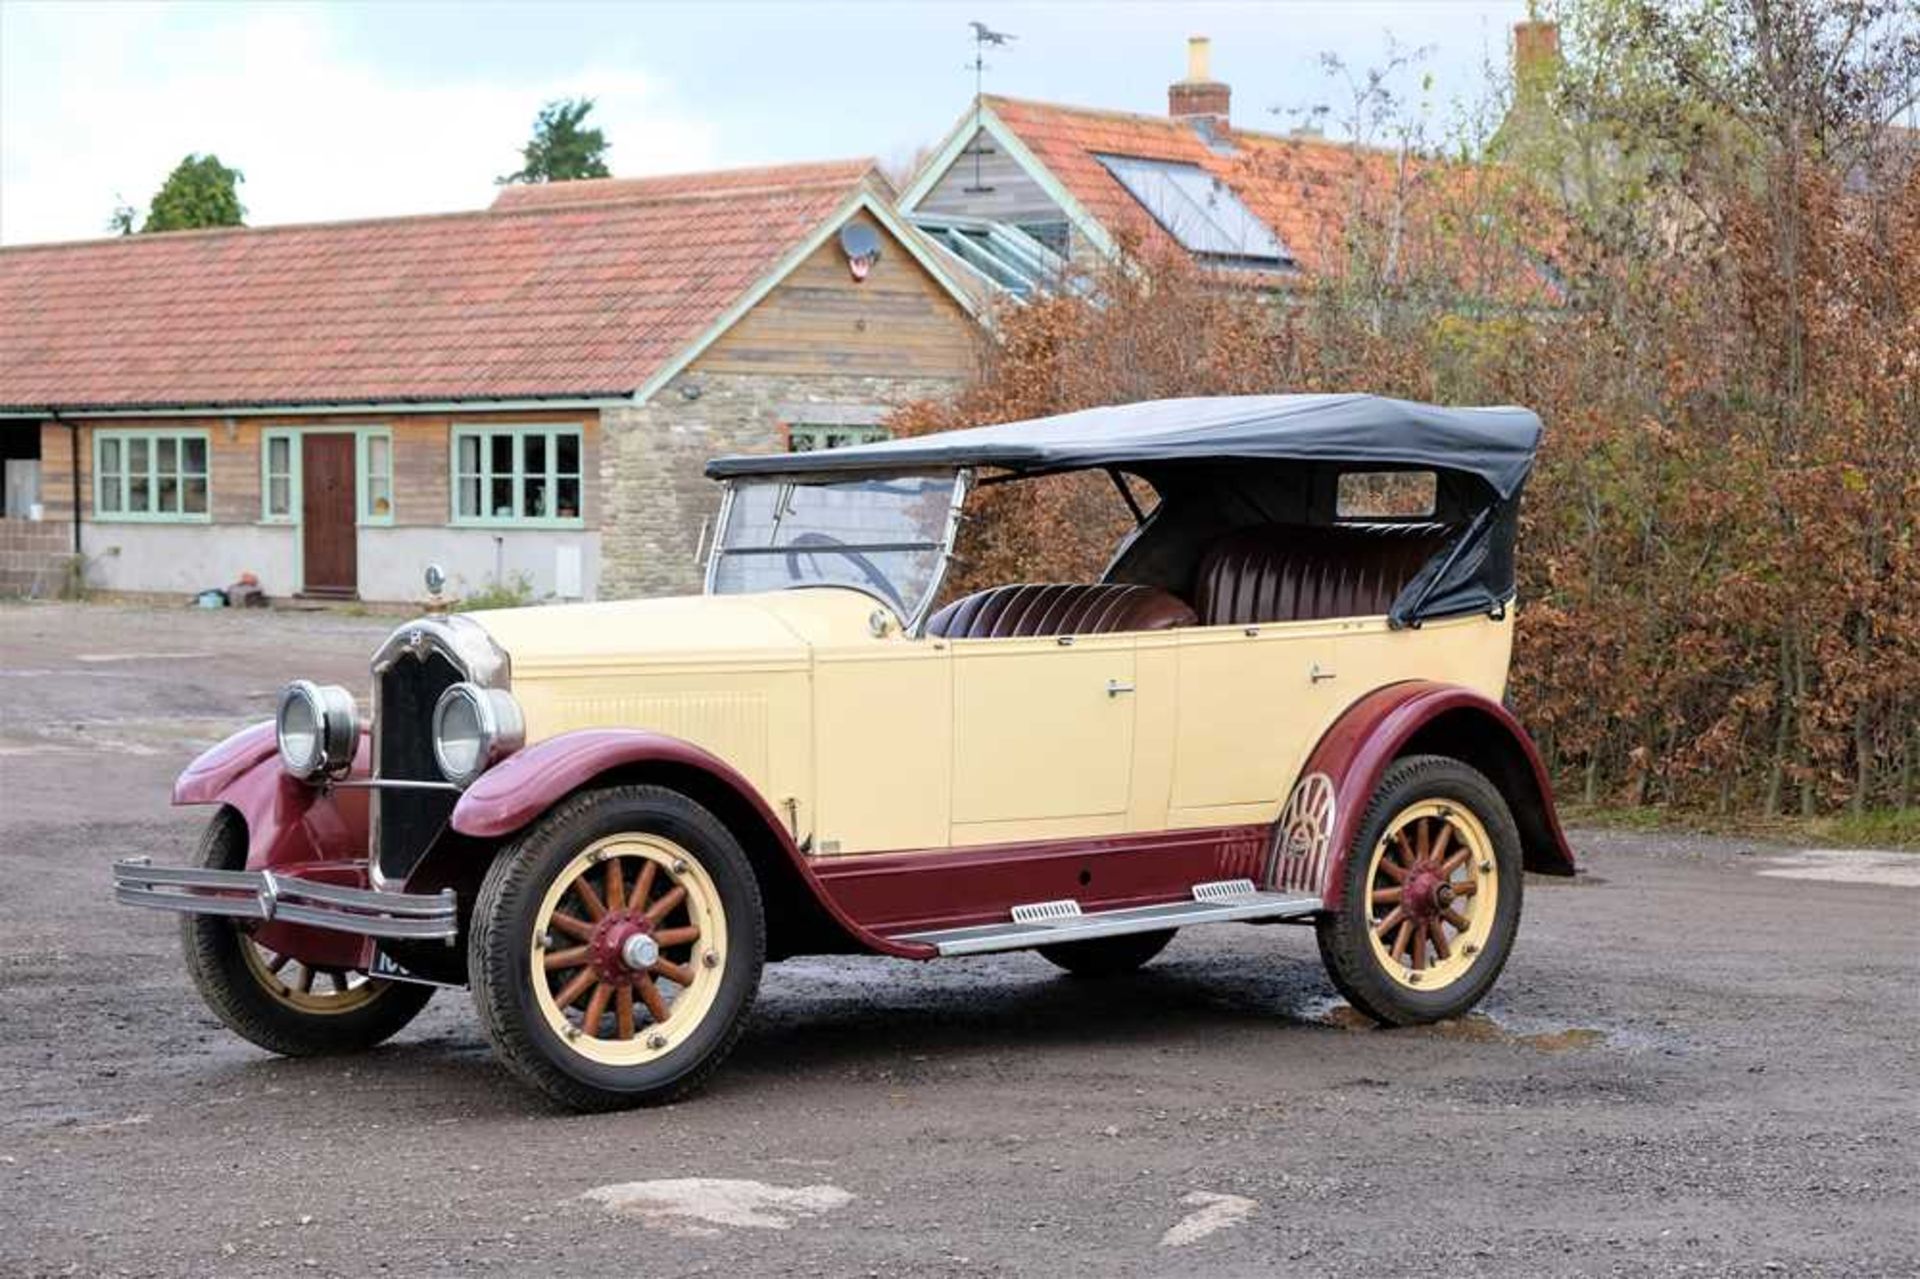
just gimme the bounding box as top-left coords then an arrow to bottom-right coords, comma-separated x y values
1106,679 -> 1136,697
1309,663 -> 1337,683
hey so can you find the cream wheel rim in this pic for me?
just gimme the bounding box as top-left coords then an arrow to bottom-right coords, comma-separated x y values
529,833 -> 727,1067
1363,800 -> 1499,991
239,936 -> 380,1014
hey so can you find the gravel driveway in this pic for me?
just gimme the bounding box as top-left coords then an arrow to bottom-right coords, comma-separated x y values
1,602 -> 1914,1277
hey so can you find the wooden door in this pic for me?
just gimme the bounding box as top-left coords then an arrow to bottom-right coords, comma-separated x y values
301,434 -> 357,598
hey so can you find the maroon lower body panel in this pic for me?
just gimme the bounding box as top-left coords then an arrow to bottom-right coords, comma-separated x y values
811,824 -> 1274,939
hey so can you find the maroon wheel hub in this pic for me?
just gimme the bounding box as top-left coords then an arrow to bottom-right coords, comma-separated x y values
1401,867 -> 1454,920
588,913 -> 654,986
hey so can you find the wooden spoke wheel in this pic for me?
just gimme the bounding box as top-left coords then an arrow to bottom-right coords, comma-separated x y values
181,807 -> 434,1057
1315,755 -> 1523,1026
1363,801 -> 1499,992
529,834 -> 727,1067
238,939 -> 381,1015
470,785 -> 765,1111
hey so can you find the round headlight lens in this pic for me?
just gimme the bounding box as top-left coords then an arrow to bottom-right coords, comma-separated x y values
432,683 -> 524,787
276,680 -> 358,781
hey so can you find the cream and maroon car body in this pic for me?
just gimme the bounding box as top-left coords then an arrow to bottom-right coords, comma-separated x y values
115,393 -> 1575,1109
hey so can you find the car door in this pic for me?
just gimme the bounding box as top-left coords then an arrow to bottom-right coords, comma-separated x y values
948,632 -> 1138,843
1166,621 -> 1347,828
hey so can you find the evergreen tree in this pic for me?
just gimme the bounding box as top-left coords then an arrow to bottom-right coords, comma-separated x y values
500,98 -> 611,184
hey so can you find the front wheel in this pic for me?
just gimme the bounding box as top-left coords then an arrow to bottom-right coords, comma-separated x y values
181,807 -> 434,1056
1315,755 -> 1522,1025
468,785 -> 765,1112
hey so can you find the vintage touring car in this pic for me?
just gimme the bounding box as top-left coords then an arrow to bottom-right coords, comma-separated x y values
114,394 -> 1575,1111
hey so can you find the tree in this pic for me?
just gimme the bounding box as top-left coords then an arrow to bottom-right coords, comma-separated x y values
139,154 -> 245,232
500,98 -> 610,184
890,3 -> 1920,829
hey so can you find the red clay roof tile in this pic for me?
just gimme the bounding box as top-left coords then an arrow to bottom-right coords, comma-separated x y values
0,161 -> 880,411
982,96 -> 1551,298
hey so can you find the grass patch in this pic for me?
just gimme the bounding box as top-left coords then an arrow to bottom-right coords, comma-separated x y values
458,572 -> 537,611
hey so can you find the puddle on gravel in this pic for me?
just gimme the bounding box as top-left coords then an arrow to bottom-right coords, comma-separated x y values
1308,1000 -> 1609,1052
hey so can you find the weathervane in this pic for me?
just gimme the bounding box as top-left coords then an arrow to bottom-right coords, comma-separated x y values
966,21 -> 1016,193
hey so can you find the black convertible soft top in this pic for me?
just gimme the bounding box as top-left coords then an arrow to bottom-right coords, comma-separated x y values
706,393 -> 1543,501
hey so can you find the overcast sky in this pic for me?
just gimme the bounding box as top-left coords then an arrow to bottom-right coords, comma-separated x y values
0,1 -> 1531,246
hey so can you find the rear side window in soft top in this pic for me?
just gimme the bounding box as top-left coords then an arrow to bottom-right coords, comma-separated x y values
1336,471 -> 1438,520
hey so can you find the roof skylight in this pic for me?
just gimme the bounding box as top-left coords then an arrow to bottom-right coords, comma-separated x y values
1094,154 -> 1292,269
911,213 -> 1067,299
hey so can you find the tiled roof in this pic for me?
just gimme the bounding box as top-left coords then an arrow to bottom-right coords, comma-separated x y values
492,159 -> 883,210
0,160 -> 881,412
982,96 -> 1549,297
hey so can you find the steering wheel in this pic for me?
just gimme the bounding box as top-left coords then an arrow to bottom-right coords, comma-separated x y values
782,532 -> 904,612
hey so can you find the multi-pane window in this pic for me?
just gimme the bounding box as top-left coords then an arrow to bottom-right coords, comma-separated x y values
453,427 -> 583,524
96,430 -> 209,520
789,423 -> 889,453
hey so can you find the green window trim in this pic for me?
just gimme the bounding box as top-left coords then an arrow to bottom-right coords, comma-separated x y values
93,429 -> 212,523
449,425 -> 586,529
788,423 -> 891,452
258,427 -> 395,526
358,429 -> 394,526
260,430 -> 298,523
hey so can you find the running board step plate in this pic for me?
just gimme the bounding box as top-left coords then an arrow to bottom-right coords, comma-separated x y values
896,879 -> 1322,957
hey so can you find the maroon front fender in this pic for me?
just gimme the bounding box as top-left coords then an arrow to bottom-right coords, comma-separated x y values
169,721 -> 372,970
1273,682 -> 1576,910
173,721 -> 371,874
450,730 -> 931,959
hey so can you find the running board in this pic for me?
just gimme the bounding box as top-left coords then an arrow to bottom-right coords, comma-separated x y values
895,879 -> 1322,957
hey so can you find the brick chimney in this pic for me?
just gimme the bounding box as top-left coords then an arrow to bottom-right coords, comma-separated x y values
1512,19 -> 1561,102
1169,36 -> 1230,127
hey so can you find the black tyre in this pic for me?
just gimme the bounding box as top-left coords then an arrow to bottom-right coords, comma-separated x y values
1038,928 -> 1176,977
180,807 -> 434,1057
468,785 -> 765,1112
1315,755 -> 1522,1025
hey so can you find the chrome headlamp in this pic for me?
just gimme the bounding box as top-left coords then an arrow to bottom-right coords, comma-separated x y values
276,680 -> 359,782
431,682 -> 525,787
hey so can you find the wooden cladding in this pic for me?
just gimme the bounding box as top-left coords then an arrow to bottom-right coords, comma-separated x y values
699,213 -> 981,380
36,410 -> 599,529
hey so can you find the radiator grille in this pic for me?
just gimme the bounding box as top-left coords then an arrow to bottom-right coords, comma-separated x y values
373,650 -> 463,882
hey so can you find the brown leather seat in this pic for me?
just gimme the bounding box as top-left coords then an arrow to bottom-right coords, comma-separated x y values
1194,524 -> 1451,625
926,583 -> 1197,639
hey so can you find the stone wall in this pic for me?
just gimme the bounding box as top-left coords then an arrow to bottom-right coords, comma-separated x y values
0,518 -> 73,596
600,370 -> 965,599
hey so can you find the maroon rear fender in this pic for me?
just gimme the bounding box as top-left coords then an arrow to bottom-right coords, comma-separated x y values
1268,682 -> 1576,910
450,730 -> 931,960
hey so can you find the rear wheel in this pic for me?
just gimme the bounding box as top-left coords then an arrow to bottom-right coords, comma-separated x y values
468,785 -> 765,1112
1315,756 -> 1521,1025
180,807 -> 434,1056
1038,928 -> 1176,977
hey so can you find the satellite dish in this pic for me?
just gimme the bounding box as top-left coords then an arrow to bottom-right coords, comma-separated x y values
839,222 -> 882,280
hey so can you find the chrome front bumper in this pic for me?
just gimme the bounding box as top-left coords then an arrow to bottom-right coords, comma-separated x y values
112,857 -> 457,943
